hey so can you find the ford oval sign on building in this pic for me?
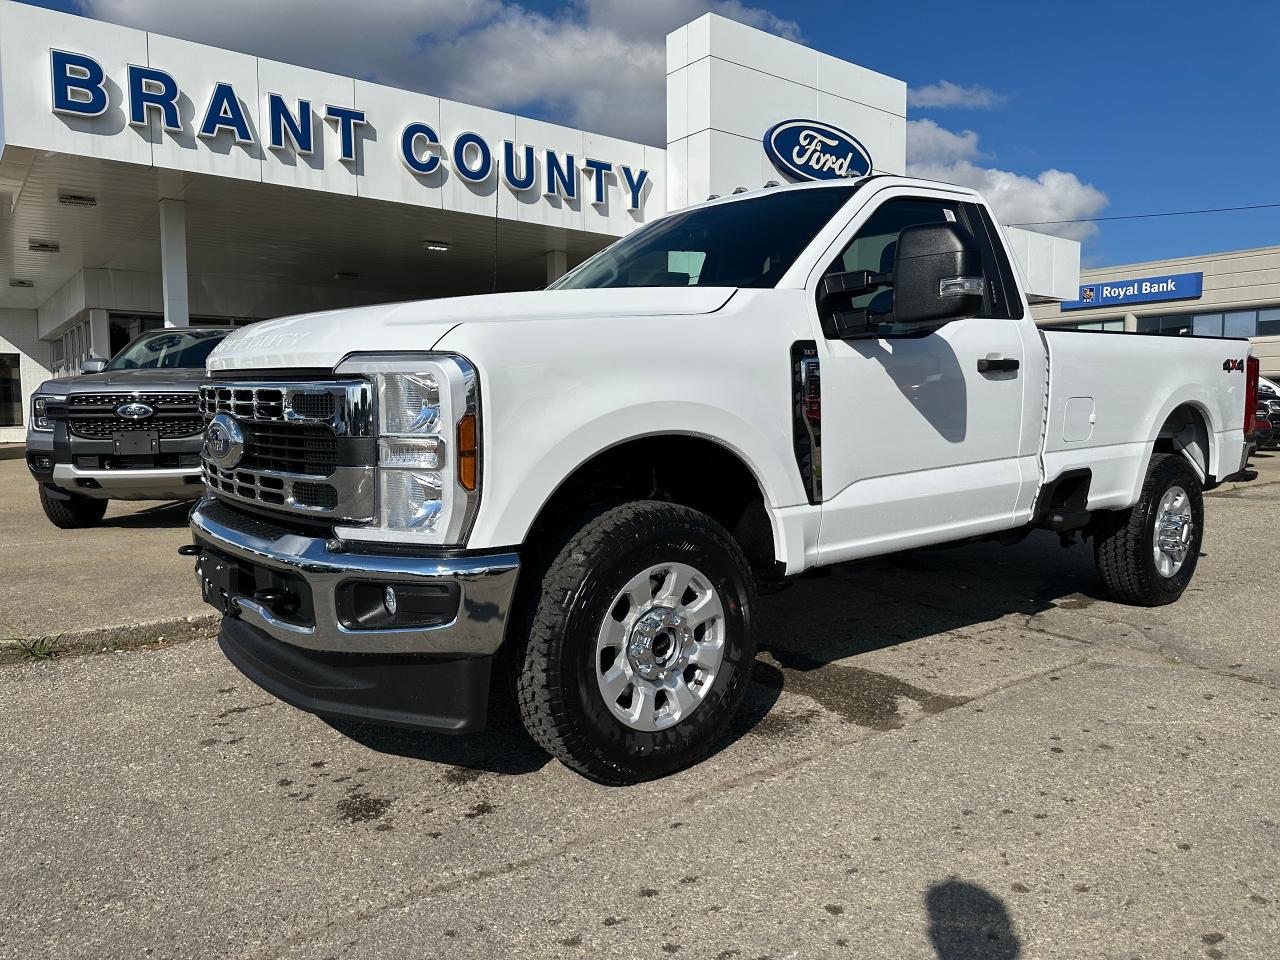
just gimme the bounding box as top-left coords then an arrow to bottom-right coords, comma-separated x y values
763,120 -> 873,182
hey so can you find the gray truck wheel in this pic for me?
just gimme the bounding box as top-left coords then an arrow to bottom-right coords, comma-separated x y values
1094,453 -> 1203,606
38,486 -> 108,529
514,500 -> 756,784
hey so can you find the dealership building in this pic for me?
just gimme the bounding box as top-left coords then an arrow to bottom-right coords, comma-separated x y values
1032,247 -> 1280,380
0,1 -> 1083,441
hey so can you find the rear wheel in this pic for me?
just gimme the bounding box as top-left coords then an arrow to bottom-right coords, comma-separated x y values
38,485 -> 108,529
515,501 -> 756,784
1094,453 -> 1203,606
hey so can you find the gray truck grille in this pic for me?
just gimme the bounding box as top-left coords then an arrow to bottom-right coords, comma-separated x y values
198,380 -> 374,522
67,392 -> 203,440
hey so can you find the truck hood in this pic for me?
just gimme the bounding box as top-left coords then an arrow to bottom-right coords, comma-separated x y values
207,288 -> 738,372
36,367 -> 209,393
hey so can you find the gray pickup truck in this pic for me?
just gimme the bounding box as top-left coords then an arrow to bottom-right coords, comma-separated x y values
25,327 -> 229,528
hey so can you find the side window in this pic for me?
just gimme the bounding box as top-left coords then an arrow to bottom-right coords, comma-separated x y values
825,198 -> 961,315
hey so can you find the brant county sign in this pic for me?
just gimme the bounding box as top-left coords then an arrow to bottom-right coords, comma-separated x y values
47,49 -> 651,211
763,120 -> 873,182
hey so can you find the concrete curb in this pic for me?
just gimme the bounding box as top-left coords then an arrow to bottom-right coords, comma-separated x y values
0,614 -> 221,665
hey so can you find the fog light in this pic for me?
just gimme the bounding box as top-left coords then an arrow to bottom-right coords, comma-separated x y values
383,586 -> 398,616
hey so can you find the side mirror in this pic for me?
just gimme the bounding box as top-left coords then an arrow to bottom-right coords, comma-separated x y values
80,357 -> 107,374
892,222 -> 985,329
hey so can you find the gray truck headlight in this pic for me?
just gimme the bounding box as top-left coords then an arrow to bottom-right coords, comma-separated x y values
31,394 -> 65,431
332,354 -> 479,546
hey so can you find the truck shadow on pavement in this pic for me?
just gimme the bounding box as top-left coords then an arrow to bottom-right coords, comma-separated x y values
926,879 -> 1021,959
328,532 -> 1104,779
100,500 -> 194,529
738,532 -> 1103,734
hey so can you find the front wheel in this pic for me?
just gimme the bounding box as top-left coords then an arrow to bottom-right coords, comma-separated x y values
38,485 -> 108,529
1094,453 -> 1204,606
515,501 -> 756,784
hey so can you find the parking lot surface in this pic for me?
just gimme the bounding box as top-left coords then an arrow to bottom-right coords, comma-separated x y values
0,457 -> 208,645
1,455 -> 1278,959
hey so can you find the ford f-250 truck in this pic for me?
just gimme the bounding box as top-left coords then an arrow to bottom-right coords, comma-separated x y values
26,327 -> 228,527
187,176 -> 1255,784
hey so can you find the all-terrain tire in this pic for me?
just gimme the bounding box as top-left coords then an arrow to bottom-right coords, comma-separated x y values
514,501 -> 757,784
38,485 -> 108,529
1094,453 -> 1203,606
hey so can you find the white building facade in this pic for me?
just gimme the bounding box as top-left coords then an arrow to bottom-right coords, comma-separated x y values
0,1 -> 1078,441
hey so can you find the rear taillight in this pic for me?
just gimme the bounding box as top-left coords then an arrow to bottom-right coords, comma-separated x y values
1245,356 -> 1259,433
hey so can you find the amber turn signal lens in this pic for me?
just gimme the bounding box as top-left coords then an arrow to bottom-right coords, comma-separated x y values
457,413 -> 478,491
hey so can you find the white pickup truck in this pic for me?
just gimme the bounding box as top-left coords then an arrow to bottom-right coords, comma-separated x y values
188,175 -> 1255,784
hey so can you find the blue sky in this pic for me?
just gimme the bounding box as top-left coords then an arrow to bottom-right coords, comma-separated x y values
22,0 -> 1279,267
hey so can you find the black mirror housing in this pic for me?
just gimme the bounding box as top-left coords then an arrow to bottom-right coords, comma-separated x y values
892,222 -> 984,328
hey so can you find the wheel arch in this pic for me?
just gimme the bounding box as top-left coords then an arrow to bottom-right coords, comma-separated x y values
517,431 -> 783,575
1151,400 -> 1215,483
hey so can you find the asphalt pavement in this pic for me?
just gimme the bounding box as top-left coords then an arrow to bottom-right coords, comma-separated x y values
0,457 -> 210,649
0,453 -> 1278,959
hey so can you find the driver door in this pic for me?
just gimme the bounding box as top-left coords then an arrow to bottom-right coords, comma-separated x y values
812,192 -> 1032,563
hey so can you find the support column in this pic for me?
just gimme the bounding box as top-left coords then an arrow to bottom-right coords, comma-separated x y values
159,198 -> 190,327
1124,312 -> 1139,332
546,250 -> 568,285
87,308 -> 110,359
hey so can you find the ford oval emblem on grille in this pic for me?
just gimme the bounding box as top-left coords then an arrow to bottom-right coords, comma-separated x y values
205,413 -> 245,469
117,401 -> 154,420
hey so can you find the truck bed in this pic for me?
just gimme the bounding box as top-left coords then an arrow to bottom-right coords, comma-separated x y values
1039,329 -> 1249,509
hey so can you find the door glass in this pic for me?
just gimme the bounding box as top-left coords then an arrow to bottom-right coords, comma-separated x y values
827,199 -> 961,314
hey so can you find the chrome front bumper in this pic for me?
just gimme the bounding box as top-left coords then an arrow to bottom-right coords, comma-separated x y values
189,498 -> 520,656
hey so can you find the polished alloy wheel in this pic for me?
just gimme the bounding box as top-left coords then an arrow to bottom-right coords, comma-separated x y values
1152,484 -> 1194,578
595,561 -> 726,732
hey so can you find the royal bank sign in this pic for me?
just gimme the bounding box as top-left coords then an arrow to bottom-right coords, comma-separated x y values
45,47 -> 653,218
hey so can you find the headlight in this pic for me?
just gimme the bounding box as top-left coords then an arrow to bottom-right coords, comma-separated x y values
332,354 -> 480,546
30,394 -> 66,431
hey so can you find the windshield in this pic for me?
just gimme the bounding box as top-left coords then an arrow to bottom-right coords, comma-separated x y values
553,184 -> 861,290
105,329 -> 228,371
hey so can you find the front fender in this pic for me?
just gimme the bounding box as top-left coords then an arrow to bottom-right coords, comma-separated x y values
469,400 -> 805,551
432,302 -> 812,553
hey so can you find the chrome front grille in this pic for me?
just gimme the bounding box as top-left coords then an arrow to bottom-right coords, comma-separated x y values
198,379 -> 375,521
67,392 -> 203,440
240,422 -> 339,476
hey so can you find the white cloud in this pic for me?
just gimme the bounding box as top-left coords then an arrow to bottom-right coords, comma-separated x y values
906,118 -> 987,166
908,80 -> 1006,110
76,0 -> 802,145
906,119 -> 1107,242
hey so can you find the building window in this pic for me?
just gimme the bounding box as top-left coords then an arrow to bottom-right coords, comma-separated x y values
0,353 -> 21,427
1258,308 -> 1280,337
1055,318 -> 1124,331
1137,314 -> 1193,336
1223,310 -> 1258,338
1192,313 -> 1223,337
1138,309 -> 1272,339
